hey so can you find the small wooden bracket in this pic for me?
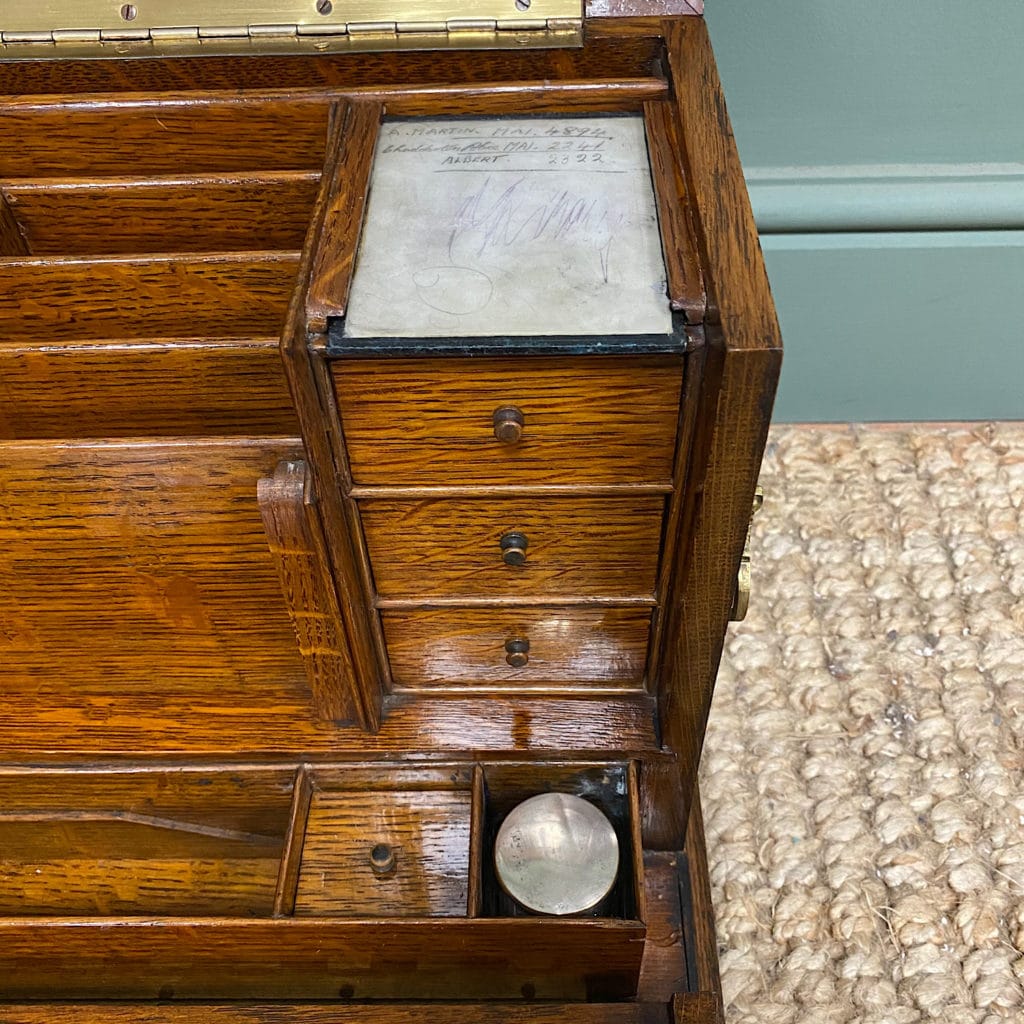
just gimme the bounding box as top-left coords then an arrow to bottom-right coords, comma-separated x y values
258,459 -> 372,729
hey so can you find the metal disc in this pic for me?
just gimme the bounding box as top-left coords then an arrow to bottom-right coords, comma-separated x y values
494,792 -> 619,916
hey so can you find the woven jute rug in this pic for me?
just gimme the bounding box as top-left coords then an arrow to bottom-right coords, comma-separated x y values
705,423 -> 1024,1024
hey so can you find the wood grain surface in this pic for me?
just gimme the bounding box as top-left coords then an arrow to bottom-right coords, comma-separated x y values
0,190 -> 28,255
306,102 -> 381,331
333,356 -> 684,487
0,39 -> 664,102
0,437 -> 322,719
643,20 -> 782,849
0,340 -> 297,439
382,607 -> 651,690
259,461 -> 362,725
360,495 -> 666,601
0,252 -> 300,341
0,767 -> 293,918
0,917 -> 645,999
295,789 -> 472,917
644,100 -> 706,320
3,172 -> 320,255
0,99 -> 331,178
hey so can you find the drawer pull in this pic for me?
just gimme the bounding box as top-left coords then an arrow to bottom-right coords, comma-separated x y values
504,637 -> 530,668
492,405 -> 525,444
369,843 -> 397,877
499,531 -> 529,566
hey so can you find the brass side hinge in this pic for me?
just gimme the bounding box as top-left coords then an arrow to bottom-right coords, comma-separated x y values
730,486 -> 763,623
0,0 -> 582,57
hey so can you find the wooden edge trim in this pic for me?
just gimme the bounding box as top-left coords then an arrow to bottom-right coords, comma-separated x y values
663,17 -> 781,354
643,99 -> 706,320
627,760 -> 647,925
467,764 -> 487,918
257,459 -> 361,725
0,189 -> 29,256
672,993 -> 723,1024
306,100 -> 382,332
280,100 -> 386,732
272,764 -> 315,918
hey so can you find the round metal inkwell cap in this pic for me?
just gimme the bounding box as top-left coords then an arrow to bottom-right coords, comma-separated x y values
494,792 -> 619,916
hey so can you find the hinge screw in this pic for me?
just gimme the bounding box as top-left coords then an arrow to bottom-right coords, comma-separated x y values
120,3 -> 138,20
316,0 -> 334,13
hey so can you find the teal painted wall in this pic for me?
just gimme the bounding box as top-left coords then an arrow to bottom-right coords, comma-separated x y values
704,2 -> 1024,422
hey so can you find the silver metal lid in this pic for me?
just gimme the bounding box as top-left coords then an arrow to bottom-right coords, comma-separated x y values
493,792 -> 619,916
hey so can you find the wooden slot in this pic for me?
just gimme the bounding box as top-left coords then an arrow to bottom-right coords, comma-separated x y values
478,762 -> 644,924
0,99 -> 331,178
3,172 -> 321,256
294,787 -> 473,918
468,765 -> 486,918
0,252 -> 300,342
273,765 -> 315,918
0,339 -> 298,440
0,767 -> 294,917
382,607 -> 652,691
360,495 -> 667,602
333,356 -> 685,488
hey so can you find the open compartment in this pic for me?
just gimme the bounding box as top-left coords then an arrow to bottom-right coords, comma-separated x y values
473,761 -> 645,922
0,766 -> 296,917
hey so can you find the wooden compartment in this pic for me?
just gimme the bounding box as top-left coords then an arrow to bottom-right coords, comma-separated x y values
0,767 -> 296,917
362,494 -> 667,602
333,356 -> 684,488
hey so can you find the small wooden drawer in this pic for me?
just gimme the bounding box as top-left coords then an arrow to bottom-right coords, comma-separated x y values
294,787 -> 472,917
381,607 -> 651,690
362,494 -> 666,601
333,355 -> 684,487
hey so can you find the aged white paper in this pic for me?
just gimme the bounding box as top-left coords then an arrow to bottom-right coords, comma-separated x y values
343,115 -> 672,338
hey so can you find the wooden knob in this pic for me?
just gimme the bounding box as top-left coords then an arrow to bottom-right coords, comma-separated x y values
493,406 -> 525,444
500,531 -> 529,566
505,638 -> 530,668
369,843 -> 396,876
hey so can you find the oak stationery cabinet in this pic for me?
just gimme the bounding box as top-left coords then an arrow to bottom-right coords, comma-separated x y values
0,4 -> 780,1021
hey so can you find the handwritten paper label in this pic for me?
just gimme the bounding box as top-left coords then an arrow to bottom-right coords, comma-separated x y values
343,116 -> 672,338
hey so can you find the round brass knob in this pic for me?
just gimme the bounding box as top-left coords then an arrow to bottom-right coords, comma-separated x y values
493,406 -> 525,444
500,531 -> 529,566
369,843 -> 396,876
505,638 -> 530,668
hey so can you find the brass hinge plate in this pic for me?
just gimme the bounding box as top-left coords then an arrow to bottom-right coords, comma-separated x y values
0,0 -> 582,57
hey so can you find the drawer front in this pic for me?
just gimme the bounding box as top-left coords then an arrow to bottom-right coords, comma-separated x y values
362,495 -> 666,601
382,608 -> 651,690
333,356 -> 683,487
294,788 -> 471,917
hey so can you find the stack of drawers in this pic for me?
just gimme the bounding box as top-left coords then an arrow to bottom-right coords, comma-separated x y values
332,354 -> 685,695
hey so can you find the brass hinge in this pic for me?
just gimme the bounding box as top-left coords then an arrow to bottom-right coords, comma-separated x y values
0,0 -> 582,57
730,486 -> 763,623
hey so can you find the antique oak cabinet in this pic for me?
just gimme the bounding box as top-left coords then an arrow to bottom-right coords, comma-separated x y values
0,1 -> 780,1020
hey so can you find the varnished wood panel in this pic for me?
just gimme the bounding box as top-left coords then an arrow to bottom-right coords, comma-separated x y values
0,190 -> 28,255
0,99 -> 331,178
644,100 -> 706,320
306,102 -> 380,331
0,767 -> 293,918
0,1005 -> 652,1024
3,172 -> 320,255
361,495 -> 666,601
259,461 -> 362,724
0,252 -> 300,341
295,789 -> 471,917
0,340 -> 297,439
0,39 -> 663,100
0,438 -> 322,717
334,357 -> 684,487
382,608 -> 651,690
0,918 -> 645,999
644,20 -> 782,849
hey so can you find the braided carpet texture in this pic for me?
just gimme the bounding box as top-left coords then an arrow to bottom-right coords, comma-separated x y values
704,423 -> 1024,1024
